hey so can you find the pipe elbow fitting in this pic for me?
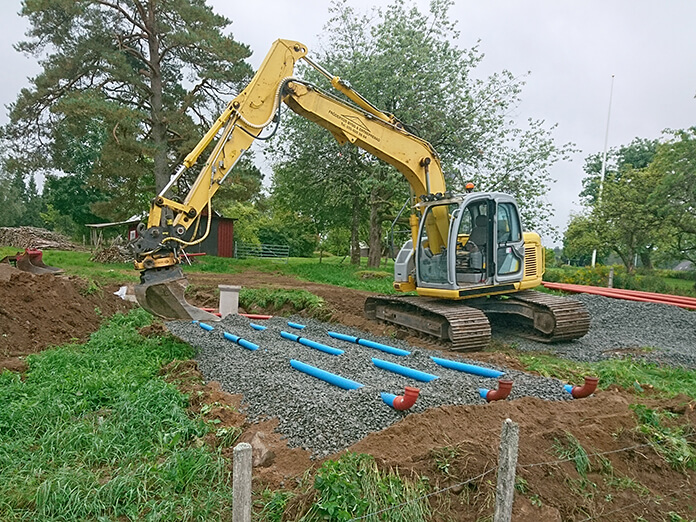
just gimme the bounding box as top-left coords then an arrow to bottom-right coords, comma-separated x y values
480,379 -> 513,402
565,376 -> 599,398
392,386 -> 420,411
381,386 -> 420,411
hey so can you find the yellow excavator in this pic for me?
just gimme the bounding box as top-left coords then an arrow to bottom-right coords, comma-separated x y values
133,39 -> 589,351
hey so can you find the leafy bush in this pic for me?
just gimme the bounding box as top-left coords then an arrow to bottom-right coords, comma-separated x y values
544,265 -> 685,295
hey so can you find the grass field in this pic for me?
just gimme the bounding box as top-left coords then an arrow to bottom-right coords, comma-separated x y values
3,247 -> 696,519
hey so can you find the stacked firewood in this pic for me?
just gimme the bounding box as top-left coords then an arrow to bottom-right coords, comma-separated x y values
90,245 -> 133,264
0,227 -> 77,250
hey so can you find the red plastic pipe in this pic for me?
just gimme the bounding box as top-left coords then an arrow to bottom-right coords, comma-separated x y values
241,313 -> 273,320
568,376 -> 599,399
484,379 -> 513,402
392,386 -> 420,410
199,308 -> 273,320
542,282 -> 696,310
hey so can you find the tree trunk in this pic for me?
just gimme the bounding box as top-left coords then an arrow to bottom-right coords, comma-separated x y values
639,251 -> 653,270
350,192 -> 361,266
146,4 -> 169,195
367,189 -> 382,268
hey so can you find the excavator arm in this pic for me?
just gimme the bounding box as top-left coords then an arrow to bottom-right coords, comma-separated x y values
133,39 -> 450,319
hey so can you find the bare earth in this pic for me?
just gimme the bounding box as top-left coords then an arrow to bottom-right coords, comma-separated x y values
3,265 -> 695,520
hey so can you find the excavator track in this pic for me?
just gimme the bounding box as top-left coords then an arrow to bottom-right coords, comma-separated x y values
474,289 -> 591,343
364,295 -> 491,352
365,290 -> 590,350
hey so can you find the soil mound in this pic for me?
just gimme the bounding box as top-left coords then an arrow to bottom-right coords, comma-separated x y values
0,264 -> 131,371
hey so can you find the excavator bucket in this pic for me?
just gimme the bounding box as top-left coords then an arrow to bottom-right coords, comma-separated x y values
0,248 -> 64,275
134,265 -> 219,321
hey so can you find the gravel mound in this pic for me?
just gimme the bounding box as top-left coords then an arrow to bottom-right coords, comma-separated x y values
495,293 -> 696,368
167,315 -> 572,456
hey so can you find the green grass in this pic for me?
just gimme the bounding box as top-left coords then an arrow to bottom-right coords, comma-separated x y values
1,247 -> 137,285
0,309 -> 234,521
552,433 -> 591,476
185,255 -> 399,293
519,353 -> 696,400
301,453 -> 430,522
631,405 -> 696,471
239,288 -> 325,314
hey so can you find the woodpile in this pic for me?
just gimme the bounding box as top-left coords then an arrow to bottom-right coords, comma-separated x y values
0,227 -> 77,250
90,245 -> 133,264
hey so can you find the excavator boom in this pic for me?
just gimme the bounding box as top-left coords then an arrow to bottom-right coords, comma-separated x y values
132,38 -> 589,349
133,39 -> 450,319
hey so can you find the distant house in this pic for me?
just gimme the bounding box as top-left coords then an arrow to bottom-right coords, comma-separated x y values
86,210 -> 236,258
181,210 -> 236,258
674,260 -> 694,271
85,214 -> 143,247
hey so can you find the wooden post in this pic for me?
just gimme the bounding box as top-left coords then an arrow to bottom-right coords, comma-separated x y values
493,418 -> 520,522
608,266 -> 614,288
233,442 -> 253,522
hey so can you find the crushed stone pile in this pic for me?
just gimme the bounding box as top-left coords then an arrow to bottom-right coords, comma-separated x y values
167,315 -> 573,457
496,293 -> 696,368
0,226 -> 77,250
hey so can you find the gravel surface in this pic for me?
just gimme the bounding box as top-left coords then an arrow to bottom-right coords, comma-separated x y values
167,315 -> 572,456
167,293 -> 696,455
494,294 -> 696,368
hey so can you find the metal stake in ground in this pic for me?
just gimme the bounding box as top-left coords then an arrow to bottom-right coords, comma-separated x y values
233,442 -> 252,522
493,418 -> 519,522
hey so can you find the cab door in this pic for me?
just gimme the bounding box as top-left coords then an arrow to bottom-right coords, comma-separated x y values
493,197 -> 525,284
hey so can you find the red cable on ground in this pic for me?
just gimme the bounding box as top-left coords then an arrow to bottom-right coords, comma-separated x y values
200,308 -> 272,319
542,282 -> 696,310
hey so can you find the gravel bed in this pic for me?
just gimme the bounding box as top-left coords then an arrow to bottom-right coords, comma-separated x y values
494,294 -> 696,368
167,315 -> 572,456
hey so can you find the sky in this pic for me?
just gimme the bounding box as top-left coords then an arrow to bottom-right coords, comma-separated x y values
1,0 -> 695,244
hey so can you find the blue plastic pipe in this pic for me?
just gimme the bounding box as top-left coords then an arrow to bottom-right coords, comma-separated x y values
290,359 -> 363,390
193,320 -> 214,332
250,323 -> 267,331
327,331 -> 411,356
223,331 -> 259,351
287,321 -> 306,330
372,358 -> 438,382
430,356 -> 504,378
381,392 -> 399,408
280,331 -> 344,355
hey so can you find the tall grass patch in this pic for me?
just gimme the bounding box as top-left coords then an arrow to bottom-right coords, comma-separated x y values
0,309 -> 233,521
302,453 -> 430,521
520,354 -> 696,399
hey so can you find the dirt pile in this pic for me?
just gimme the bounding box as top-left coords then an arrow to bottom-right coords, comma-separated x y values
159,356 -> 696,522
0,264 -> 131,371
0,226 -> 78,250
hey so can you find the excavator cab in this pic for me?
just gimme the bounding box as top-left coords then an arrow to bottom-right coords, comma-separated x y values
395,192 -> 536,299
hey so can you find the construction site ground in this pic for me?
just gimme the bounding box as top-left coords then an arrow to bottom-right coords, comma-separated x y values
2,265 -> 695,521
